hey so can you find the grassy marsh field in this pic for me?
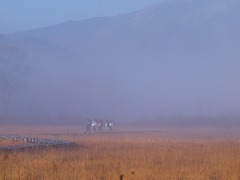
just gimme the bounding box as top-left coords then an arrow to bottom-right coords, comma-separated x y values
1,126 -> 240,180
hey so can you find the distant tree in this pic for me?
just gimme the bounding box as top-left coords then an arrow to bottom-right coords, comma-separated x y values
0,45 -> 27,120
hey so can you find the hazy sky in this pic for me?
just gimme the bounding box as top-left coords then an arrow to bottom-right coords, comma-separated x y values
0,0 -> 161,33
1,0 -> 240,124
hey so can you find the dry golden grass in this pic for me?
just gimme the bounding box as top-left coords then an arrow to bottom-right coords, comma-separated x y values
1,126 -> 240,180
0,139 -> 26,146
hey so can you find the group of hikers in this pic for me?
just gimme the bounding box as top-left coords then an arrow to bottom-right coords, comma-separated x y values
84,119 -> 113,135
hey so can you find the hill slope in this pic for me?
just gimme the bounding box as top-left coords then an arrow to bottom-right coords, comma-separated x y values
1,0 -> 240,123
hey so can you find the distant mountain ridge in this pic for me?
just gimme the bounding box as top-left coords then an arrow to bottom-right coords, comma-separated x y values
1,0 -> 240,122
4,0 -> 239,65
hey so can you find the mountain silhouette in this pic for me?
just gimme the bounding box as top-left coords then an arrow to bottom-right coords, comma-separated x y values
1,0 -> 240,122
